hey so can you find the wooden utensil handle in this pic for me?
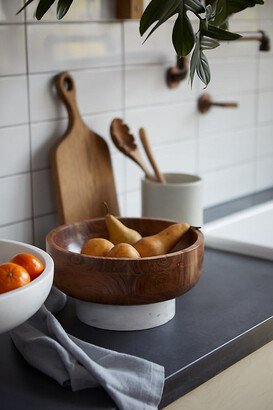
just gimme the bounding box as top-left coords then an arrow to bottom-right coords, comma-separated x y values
211,102 -> 238,108
54,72 -> 83,129
139,128 -> 166,184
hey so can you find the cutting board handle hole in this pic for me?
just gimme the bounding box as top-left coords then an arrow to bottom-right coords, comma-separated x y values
63,76 -> 73,92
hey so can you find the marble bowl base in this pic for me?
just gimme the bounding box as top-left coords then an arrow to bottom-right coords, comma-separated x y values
74,298 -> 176,331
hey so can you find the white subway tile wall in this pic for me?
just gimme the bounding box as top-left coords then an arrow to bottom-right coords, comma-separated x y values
0,0 -> 272,247
0,1 -> 24,23
0,25 -> 26,75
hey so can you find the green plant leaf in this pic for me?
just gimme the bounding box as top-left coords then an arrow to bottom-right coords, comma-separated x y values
140,0 -> 180,36
219,20 -> 229,30
213,0 -> 264,25
190,34 -> 212,88
185,0 -> 205,14
203,24 -> 241,41
16,0 -> 36,15
211,0 -> 226,26
172,10 -> 195,56
196,51 -> 211,87
190,35 -> 200,86
205,2 -> 217,21
36,0 -> 55,20
226,0 -> 264,16
57,0 -> 73,19
201,36 -> 220,50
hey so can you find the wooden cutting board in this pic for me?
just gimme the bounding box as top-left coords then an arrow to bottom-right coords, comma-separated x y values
51,72 -> 119,225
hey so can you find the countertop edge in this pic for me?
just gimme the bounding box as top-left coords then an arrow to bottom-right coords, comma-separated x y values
160,315 -> 273,408
160,188 -> 273,407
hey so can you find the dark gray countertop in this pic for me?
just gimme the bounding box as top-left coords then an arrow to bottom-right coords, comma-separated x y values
1,188 -> 273,409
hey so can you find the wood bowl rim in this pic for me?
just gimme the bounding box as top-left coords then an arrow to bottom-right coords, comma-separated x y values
46,217 -> 204,262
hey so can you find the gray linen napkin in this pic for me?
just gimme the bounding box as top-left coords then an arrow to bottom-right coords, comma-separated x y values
44,285 -> 67,313
10,305 -> 165,410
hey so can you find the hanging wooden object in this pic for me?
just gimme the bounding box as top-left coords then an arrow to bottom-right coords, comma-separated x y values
51,72 -> 119,225
116,0 -> 143,19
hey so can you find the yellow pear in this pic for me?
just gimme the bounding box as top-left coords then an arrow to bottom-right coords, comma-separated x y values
106,243 -> 141,259
81,238 -> 114,257
134,223 -> 190,257
105,214 -> 142,245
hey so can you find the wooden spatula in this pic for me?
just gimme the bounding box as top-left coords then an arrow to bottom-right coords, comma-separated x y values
51,72 -> 119,225
110,118 -> 156,181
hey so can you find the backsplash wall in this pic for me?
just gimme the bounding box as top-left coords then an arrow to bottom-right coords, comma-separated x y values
0,0 -> 273,248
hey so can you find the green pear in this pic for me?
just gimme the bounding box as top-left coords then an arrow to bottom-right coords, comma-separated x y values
105,214 -> 142,245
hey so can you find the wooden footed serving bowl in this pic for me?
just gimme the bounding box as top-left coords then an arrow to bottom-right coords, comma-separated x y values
46,217 -> 204,305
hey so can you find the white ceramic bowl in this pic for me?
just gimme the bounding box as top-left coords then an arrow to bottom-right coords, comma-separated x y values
0,239 -> 54,334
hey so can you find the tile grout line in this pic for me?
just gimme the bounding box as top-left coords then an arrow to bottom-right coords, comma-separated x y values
120,21 -> 127,216
23,8 -> 36,245
254,16 -> 261,194
195,80 -> 201,178
0,211 -> 58,231
1,113 -> 273,133
2,58 -> 273,79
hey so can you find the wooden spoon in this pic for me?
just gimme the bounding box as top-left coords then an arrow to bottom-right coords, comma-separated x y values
110,118 -> 156,181
139,128 -> 166,184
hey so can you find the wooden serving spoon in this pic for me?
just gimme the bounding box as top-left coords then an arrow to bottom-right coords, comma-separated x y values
139,128 -> 166,184
110,118 -> 156,182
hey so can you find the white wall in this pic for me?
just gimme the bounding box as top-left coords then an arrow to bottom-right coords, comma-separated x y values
0,0 -> 273,248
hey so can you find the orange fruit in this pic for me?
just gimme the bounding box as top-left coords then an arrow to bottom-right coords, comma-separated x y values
0,262 -> 31,294
11,253 -> 44,280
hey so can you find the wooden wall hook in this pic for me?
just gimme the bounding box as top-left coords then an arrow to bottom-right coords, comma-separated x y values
198,94 -> 238,114
166,56 -> 188,88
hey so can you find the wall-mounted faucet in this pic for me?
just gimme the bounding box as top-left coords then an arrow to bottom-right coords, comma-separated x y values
237,30 -> 270,51
198,94 -> 238,114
